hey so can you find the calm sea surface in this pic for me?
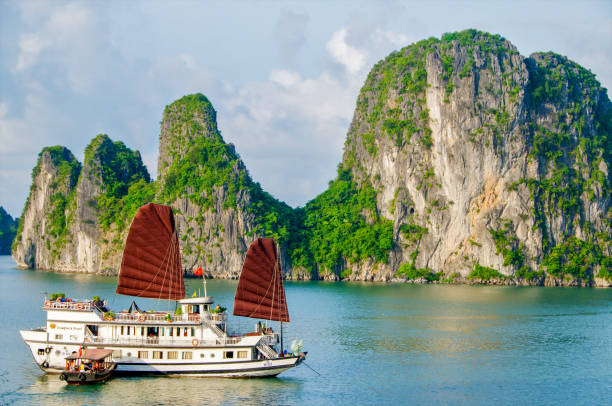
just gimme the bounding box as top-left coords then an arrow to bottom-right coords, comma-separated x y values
0,255 -> 611,405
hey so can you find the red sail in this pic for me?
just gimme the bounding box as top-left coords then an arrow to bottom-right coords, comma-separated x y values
116,203 -> 185,300
233,238 -> 289,322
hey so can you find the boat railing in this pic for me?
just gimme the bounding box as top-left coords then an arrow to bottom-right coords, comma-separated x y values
43,300 -> 93,311
202,312 -> 227,324
110,313 -> 204,323
87,336 -> 242,347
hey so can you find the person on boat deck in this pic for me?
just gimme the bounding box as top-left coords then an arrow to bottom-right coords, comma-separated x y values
214,304 -> 220,311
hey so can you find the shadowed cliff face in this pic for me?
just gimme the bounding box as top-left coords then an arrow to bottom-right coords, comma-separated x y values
11,30 -> 611,286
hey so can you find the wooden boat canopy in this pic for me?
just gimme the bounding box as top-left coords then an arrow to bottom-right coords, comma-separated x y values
66,348 -> 114,361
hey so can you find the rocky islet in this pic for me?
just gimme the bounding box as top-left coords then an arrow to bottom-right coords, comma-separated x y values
10,30 -> 611,286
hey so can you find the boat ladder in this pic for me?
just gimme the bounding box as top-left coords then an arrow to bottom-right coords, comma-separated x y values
208,324 -> 225,338
256,343 -> 277,359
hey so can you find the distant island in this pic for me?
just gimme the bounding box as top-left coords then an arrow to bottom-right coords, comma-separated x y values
0,206 -> 17,254
11,29 -> 611,286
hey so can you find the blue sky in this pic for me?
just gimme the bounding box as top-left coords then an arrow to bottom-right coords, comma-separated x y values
1,0 -> 610,217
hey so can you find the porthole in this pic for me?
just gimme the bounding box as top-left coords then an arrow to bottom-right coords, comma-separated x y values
410,207 -> 414,214
200,353 -> 205,358
210,353 -> 215,358
127,352 -> 132,357
55,350 -> 61,356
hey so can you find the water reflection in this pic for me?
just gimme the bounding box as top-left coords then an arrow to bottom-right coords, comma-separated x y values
22,375 -> 304,406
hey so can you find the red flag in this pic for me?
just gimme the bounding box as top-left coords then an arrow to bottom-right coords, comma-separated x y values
194,267 -> 203,276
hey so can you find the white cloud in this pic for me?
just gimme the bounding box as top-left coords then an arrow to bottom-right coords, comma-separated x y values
326,28 -> 367,74
15,33 -> 42,71
270,69 -> 302,89
373,29 -> 411,49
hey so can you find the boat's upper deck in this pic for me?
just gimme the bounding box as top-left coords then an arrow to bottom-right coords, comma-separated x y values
43,299 -> 227,325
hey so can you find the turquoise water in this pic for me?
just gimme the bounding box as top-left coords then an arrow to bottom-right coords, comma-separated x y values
1,255 -> 611,405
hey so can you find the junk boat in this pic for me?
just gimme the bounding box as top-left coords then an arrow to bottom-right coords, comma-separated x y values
20,203 -> 305,377
60,348 -> 115,385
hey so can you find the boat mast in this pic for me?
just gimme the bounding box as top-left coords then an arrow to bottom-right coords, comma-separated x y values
280,321 -> 284,354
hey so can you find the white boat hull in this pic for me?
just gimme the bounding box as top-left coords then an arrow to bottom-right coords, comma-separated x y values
21,333 -> 301,378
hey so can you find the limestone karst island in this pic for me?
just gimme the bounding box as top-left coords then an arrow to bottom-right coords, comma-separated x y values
7,30 -> 610,287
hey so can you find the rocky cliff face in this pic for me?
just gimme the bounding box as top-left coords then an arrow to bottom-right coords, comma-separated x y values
12,136 -> 153,273
0,206 -> 17,255
316,30 -> 610,285
156,94 -> 299,278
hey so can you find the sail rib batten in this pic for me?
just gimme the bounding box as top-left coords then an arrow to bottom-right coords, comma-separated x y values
116,203 -> 185,300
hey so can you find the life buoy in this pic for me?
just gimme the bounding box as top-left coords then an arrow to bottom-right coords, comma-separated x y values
42,361 -> 49,368
194,315 -> 201,323
44,300 -> 51,308
76,302 -> 84,310
138,314 -> 146,322
191,338 -> 199,347
44,347 -> 51,354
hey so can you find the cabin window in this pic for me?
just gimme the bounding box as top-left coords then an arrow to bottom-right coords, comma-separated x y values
160,327 -> 165,336
126,326 -> 130,336
38,349 -> 45,355
167,351 -> 178,360
183,328 -> 188,337
141,327 -> 145,336
176,328 -> 180,336
237,351 -> 248,359
169,327 -> 173,337
153,351 -> 163,359
182,351 -> 192,360
138,351 -> 148,359
191,327 -> 195,336
120,326 -> 124,335
54,334 -> 63,340
223,351 -> 234,359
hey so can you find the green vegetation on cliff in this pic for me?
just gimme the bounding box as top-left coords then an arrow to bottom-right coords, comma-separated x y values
158,94 -> 300,247
291,167 -> 394,274
85,134 -> 152,232
522,53 -> 611,281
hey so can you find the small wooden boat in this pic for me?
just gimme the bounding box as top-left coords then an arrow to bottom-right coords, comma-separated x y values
60,348 -> 115,385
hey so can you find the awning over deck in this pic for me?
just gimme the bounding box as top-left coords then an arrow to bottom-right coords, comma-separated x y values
65,348 -> 114,361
